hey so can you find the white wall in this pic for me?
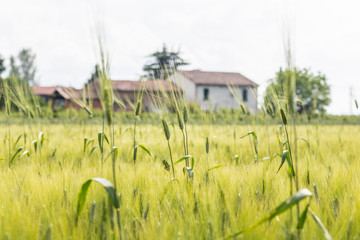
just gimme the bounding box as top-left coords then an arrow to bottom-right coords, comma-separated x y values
195,85 -> 258,113
169,72 -> 196,101
244,86 -> 257,113
168,72 -> 258,113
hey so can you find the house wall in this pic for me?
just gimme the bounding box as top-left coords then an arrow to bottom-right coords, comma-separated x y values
64,100 -> 82,109
170,72 -> 258,113
195,85 -> 258,113
244,86 -> 258,113
169,72 -> 196,101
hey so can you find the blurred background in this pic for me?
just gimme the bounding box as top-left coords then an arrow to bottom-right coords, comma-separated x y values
1,0 -> 359,114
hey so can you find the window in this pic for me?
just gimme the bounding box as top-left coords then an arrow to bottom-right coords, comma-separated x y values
242,89 -> 248,102
203,88 -> 209,100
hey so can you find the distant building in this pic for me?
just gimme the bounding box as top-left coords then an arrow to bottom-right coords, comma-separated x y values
87,79 -> 180,112
32,70 -> 258,113
32,80 -> 180,111
31,86 -> 81,109
169,70 -> 258,113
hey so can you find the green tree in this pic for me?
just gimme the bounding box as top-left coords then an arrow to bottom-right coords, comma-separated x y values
265,67 -> 331,114
9,56 -> 20,78
0,55 -> 5,78
8,49 -> 37,84
17,49 -> 36,84
87,64 -> 100,84
143,44 -> 189,79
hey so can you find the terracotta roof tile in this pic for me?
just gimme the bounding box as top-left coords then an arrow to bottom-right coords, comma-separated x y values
32,79 -> 180,100
31,86 -> 57,96
178,70 -> 258,87
31,86 -> 81,99
112,80 -> 180,92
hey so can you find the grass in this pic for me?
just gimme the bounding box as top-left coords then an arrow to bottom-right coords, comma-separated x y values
0,122 -> 359,239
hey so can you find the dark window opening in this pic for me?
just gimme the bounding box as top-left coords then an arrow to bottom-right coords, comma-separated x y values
203,88 -> 209,100
242,89 -> 248,102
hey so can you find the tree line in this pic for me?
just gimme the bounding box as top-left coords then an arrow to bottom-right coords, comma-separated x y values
0,49 -> 37,84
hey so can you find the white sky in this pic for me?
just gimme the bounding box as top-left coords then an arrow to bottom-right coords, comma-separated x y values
1,0 -> 360,114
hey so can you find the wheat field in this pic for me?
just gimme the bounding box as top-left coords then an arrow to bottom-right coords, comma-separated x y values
0,122 -> 359,239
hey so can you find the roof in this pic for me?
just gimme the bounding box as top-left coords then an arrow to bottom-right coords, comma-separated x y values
112,80 -> 139,91
56,87 -> 83,100
112,79 -> 180,92
178,70 -> 258,87
32,79 -> 180,100
32,86 -> 57,96
31,86 -> 81,100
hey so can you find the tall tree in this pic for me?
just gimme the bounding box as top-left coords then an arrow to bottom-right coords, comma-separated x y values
9,56 -> 20,78
143,44 -> 189,79
87,64 -> 100,84
17,49 -> 36,84
264,67 -> 331,115
0,55 -> 5,78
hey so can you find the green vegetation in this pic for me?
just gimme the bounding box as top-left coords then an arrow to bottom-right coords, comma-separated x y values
0,122 -> 359,239
265,67 -> 331,115
0,54 -> 5,77
6,48 -> 37,84
143,44 -> 189,79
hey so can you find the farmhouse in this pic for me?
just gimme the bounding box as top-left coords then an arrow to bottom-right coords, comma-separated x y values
32,80 -> 179,111
87,79 -> 180,111
32,70 -> 258,113
169,70 -> 258,113
31,86 -> 82,109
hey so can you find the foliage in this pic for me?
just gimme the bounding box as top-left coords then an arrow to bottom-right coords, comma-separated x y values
9,56 -> 20,78
0,54 -> 5,77
143,44 -> 189,79
9,49 -> 37,84
265,67 -> 331,114
87,64 -> 100,84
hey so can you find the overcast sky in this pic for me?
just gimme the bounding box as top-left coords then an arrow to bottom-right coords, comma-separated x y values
1,0 -> 360,114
